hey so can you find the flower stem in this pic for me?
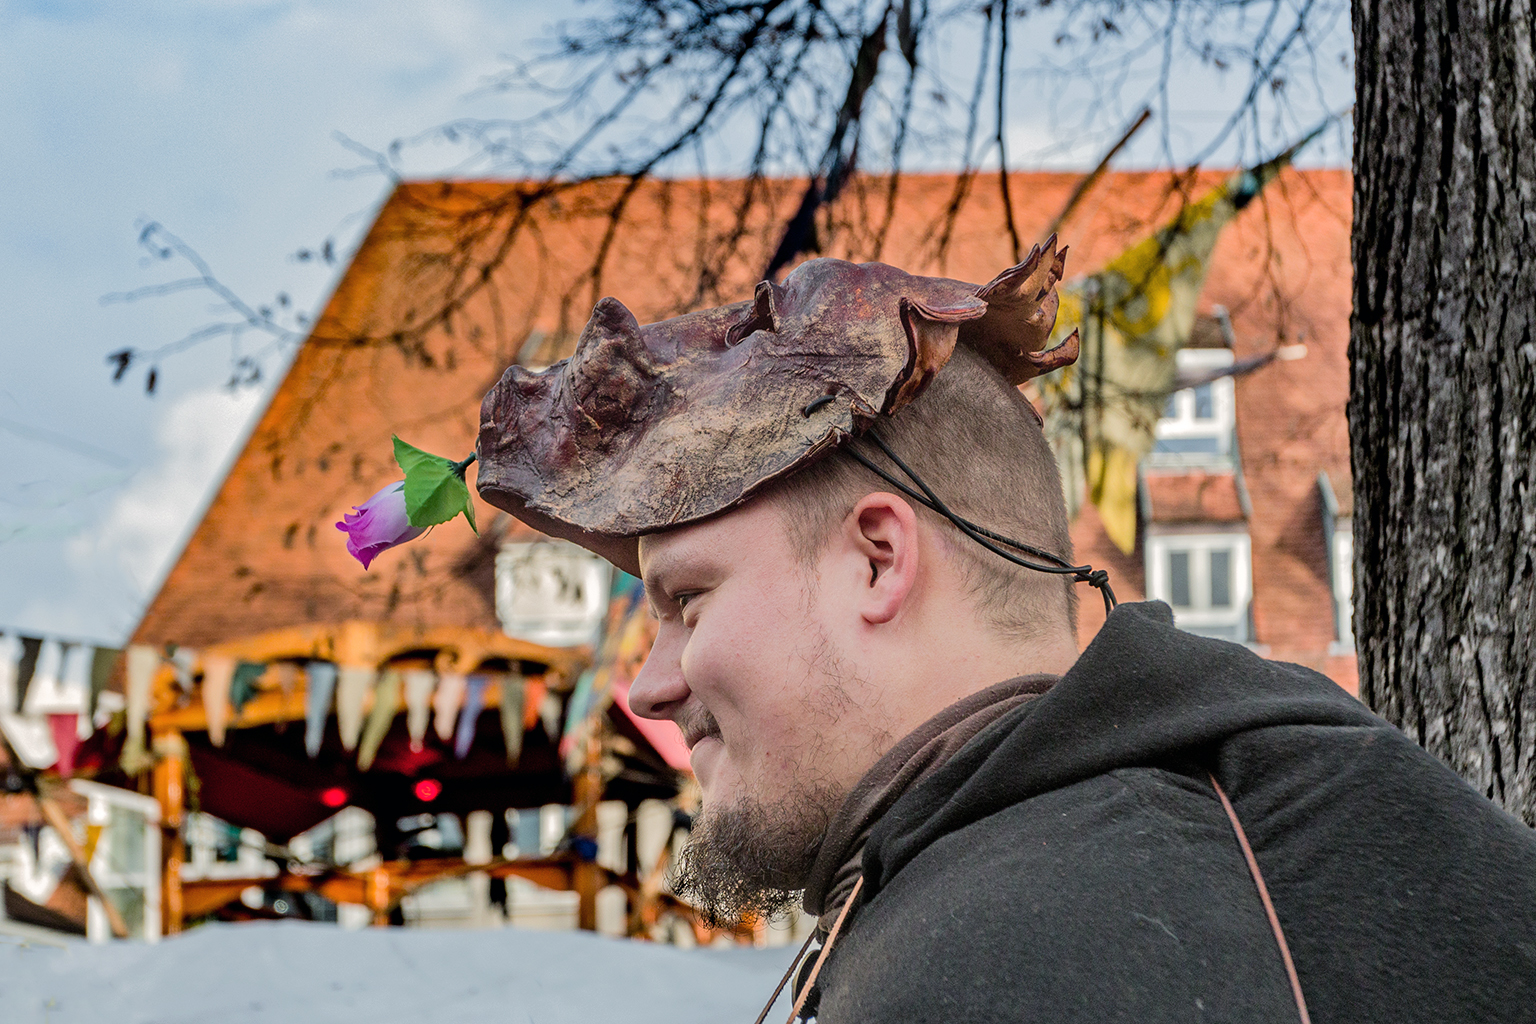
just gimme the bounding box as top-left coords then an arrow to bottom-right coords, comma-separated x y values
451,451 -> 478,479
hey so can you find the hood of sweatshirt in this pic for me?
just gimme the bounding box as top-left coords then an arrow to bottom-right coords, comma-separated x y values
861,600 -> 1380,896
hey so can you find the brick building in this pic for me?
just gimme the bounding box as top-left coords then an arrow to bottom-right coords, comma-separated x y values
134,168 -> 1355,695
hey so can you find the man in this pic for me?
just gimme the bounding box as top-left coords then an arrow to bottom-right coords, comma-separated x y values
475,243 -> 1536,1022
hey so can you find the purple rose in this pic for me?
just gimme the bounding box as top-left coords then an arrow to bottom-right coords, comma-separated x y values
336,481 -> 425,569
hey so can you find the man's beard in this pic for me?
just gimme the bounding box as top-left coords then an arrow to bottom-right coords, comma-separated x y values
672,779 -> 843,927
671,619 -> 866,928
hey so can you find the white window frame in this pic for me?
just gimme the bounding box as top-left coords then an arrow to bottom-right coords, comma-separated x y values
1151,348 -> 1237,466
1330,527 -> 1354,651
1319,473 -> 1355,652
70,779 -> 161,943
1144,527 -> 1253,642
495,540 -> 613,648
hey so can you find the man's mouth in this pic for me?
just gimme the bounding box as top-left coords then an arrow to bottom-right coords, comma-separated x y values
677,705 -> 723,750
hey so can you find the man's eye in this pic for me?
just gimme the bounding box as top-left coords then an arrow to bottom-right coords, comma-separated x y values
674,592 -> 699,610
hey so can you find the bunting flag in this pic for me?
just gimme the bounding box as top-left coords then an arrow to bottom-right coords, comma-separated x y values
454,674 -> 489,760
61,645 -> 94,740
538,688 -> 563,739
0,711 -> 55,768
0,637 -> 15,710
269,662 -> 297,735
498,673 -> 524,766
0,637 -> 56,769
304,661 -> 338,758
49,714 -> 79,778
335,665 -> 375,752
201,654 -> 236,747
524,676 -> 547,732
229,661 -> 265,717
123,645 -> 159,771
13,636 -> 42,712
272,661 -> 298,701
560,669 -> 597,758
357,669 -> 402,771
403,669 -> 436,753
1037,128 -> 1323,552
170,646 -> 197,692
432,672 -> 466,744
21,642 -> 88,719
86,646 -> 119,722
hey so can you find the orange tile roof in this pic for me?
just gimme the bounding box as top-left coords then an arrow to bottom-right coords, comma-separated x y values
131,169 -> 1356,691
1144,470 -> 1249,524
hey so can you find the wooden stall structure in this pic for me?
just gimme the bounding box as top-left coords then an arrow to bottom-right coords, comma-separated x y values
134,616 -> 706,936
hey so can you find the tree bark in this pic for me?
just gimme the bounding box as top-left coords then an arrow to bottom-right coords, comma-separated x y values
1351,0 -> 1536,821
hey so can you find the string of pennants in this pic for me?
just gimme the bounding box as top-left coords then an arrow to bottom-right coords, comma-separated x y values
0,632 -> 124,776
1,576 -> 676,778
125,652 -> 560,771
0,631 -> 571,776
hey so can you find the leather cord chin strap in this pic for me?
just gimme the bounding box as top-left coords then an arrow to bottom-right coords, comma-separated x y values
1209,774 -> 1312,1024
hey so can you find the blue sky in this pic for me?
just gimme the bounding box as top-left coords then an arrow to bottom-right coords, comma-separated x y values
0,0 -> 1352,646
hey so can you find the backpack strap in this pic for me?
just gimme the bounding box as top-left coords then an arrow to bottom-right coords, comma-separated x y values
747,875 -> 865,1024
1209,773 -> 1312,1024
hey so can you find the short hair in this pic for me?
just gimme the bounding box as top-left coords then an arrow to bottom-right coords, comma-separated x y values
766,343 -> 1078,641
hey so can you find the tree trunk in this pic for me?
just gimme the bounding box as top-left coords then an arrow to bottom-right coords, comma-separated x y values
1351,0 -> 1536,822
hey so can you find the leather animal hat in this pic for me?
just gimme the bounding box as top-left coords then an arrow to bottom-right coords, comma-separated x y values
476,238 -> 1077,577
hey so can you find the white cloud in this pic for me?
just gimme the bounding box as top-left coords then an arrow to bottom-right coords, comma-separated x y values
70,386 -> 262,600
0,0 -> 549,642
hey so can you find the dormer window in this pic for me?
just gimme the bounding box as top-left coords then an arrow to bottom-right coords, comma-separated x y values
495,540 -> 613,647
1145,529 -> 1253,641
1140,465 -> 1254,643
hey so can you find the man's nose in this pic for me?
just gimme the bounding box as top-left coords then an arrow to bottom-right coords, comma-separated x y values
628,626 -> 690,720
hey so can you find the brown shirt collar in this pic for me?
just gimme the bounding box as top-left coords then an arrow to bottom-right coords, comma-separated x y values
801,673 -> 1059,926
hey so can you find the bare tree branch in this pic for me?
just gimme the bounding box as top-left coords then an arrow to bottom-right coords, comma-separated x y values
114,0 -> 1350,395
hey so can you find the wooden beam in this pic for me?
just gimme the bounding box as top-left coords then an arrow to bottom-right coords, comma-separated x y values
152,731 -> 186,935
176,879 -> 257,920
146,620 -> 585,735
571,730 -> 605,931
197,621 -> 585,676
0,731 -> 130,939
34,791 -> 130,939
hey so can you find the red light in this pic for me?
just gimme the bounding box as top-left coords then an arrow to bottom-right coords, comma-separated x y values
413,779 -> 442,802
320,787 -> 348,809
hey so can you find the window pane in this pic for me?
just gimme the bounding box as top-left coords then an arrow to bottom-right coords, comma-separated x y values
1186,623 -> 1240,641
107,806 -> 146,874
1152,436 -> 1223,454
1163,392 -> 1178,419
1169,551 -> 1191,607
106,886 -> 146,938
1194,383 -> 1215,420
1210,549 -> 1232,608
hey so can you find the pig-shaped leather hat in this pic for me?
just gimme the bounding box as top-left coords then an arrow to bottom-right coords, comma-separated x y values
476,237 -> 1077,577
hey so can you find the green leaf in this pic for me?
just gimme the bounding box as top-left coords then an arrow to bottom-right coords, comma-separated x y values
392,436 -> 477,533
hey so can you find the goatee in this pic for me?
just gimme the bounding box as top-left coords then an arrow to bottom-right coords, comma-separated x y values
672,783 -> 843,928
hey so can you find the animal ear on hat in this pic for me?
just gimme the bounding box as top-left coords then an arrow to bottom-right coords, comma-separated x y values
959,235 -> 1077,384
884,295 -> 988,415
726,280 -> 785,347
566,296 -> 660,436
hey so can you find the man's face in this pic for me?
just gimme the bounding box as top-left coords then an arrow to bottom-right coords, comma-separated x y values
632,495 -> 880,818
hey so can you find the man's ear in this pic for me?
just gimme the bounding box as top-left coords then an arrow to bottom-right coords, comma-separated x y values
847,492 -> 921,625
